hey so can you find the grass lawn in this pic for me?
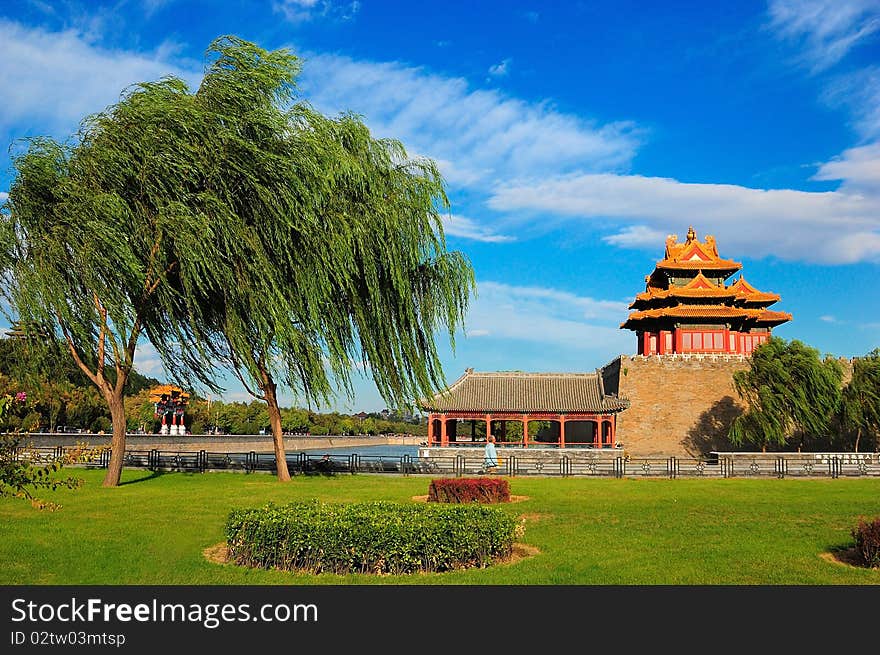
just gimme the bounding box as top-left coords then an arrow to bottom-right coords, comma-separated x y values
2,468 -> 879,585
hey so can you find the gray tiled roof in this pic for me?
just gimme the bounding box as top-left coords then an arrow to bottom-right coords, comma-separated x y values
420,370 -> 630,413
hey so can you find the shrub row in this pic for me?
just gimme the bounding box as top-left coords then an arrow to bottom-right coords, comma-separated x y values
225,500 -> 520,574
427,477 -> 511,503
852,517 -> 880,568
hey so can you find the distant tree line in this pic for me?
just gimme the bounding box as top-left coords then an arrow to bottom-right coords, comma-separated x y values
0,339 -> 426,436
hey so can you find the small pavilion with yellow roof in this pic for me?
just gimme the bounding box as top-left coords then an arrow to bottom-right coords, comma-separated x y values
621,226 -> 791,355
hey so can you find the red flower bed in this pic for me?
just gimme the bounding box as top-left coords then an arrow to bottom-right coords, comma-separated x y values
427,477 -> 511,503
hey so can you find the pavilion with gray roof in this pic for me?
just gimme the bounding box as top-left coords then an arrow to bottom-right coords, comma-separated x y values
419,368 -> 630,448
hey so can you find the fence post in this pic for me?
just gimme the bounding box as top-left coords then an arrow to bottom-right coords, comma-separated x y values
454,454 -> 465,477
614,456 -> 624,479
560,455 -> 571,477
829,457 -> 840,479
198,449 -> 206,473
350,453 -> 360,475
721,457 -> 733,478
775,457 -> 786,479
148,449 -> 157,470
507,454 -> 517,477
667,456 -> 678,479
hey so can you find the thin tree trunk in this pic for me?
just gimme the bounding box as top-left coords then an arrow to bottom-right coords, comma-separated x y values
854,427 -> 861,453
102,390 -> 127,487
259,368 -> 291,482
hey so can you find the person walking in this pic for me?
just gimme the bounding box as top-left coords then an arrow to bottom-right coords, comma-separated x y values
484,434 -> 499,473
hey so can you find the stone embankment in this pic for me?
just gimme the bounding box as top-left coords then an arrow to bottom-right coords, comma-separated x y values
15,433 -> 423,452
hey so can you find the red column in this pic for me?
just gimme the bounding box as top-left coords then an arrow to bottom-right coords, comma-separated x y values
522,416 -> 529,448
486,415 -> 492,442
559,416 -> 566,449
427,414 -> 434,444
674,328 -> 683,353
594,420 -> 601,448
440,417 -> 448,446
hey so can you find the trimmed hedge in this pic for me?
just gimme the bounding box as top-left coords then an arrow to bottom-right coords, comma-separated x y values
427,477 -> 511,503
225,500 -> 520,574
852,517 -> 880,568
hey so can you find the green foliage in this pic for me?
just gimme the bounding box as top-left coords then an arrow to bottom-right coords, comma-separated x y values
0,333 -> 161,398
839,349 -> 880,453
427,477 -> 511,503
852,517 -> 880,568
225,499 -> 518,574
0,393 -> 108,509
1,35 -> 472,488
730,337 -> 844,451
172,36 -> 474,442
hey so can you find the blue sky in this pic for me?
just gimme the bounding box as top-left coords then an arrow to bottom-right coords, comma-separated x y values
1,0 -> 879,412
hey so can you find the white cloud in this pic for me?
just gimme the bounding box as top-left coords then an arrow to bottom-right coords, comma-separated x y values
489,172 -> 880,263
0,192 -> 7,203
463,281 -> 631,353
442,214 -> 515,243
601,224 -> 668,248
821,66 -> 880,140
820,315 -> 839,322
273,0 -> 360,23
813,141 -> 880,190
134,341 -> 166,378
220,390 -> 257,403
0,20 -> 200,137
488,58 -> 511,77
767,0 -> 880,72
142,0 -> 174,17
299,52 -> 641,188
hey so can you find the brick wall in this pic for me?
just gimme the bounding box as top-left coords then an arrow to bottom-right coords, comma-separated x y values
601,353 -> 858,458
602,354 -> 750,458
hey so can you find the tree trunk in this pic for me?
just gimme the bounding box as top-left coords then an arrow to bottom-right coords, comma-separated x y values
102,390 -> 127,487
854,427 -> 861,453
260,373 -> 291,482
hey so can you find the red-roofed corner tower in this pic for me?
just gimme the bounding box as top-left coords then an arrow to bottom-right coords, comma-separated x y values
621,227 -> 792,355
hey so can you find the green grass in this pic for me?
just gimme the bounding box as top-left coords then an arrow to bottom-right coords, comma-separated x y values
2,468 -> 879,585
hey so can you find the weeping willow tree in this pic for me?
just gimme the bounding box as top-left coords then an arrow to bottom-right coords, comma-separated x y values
840,349 -> 880,453
0,42 -> 278,486
1,35 -> 474,484
184,38 -> 474,481
729,337 -> 844,451
0,111 -> 232,486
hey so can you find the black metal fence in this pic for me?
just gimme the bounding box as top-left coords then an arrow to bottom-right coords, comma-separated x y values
12,445 -> 880,479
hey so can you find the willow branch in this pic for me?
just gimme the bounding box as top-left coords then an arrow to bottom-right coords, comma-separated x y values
224,334 -> 265,400
93,294 -> 107,381
56,312 -> 100,388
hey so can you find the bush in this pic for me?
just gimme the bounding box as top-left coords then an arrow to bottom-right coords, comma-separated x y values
225,500 -> 519,574
427,477 -> 510,503
852,517 -> 880,568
